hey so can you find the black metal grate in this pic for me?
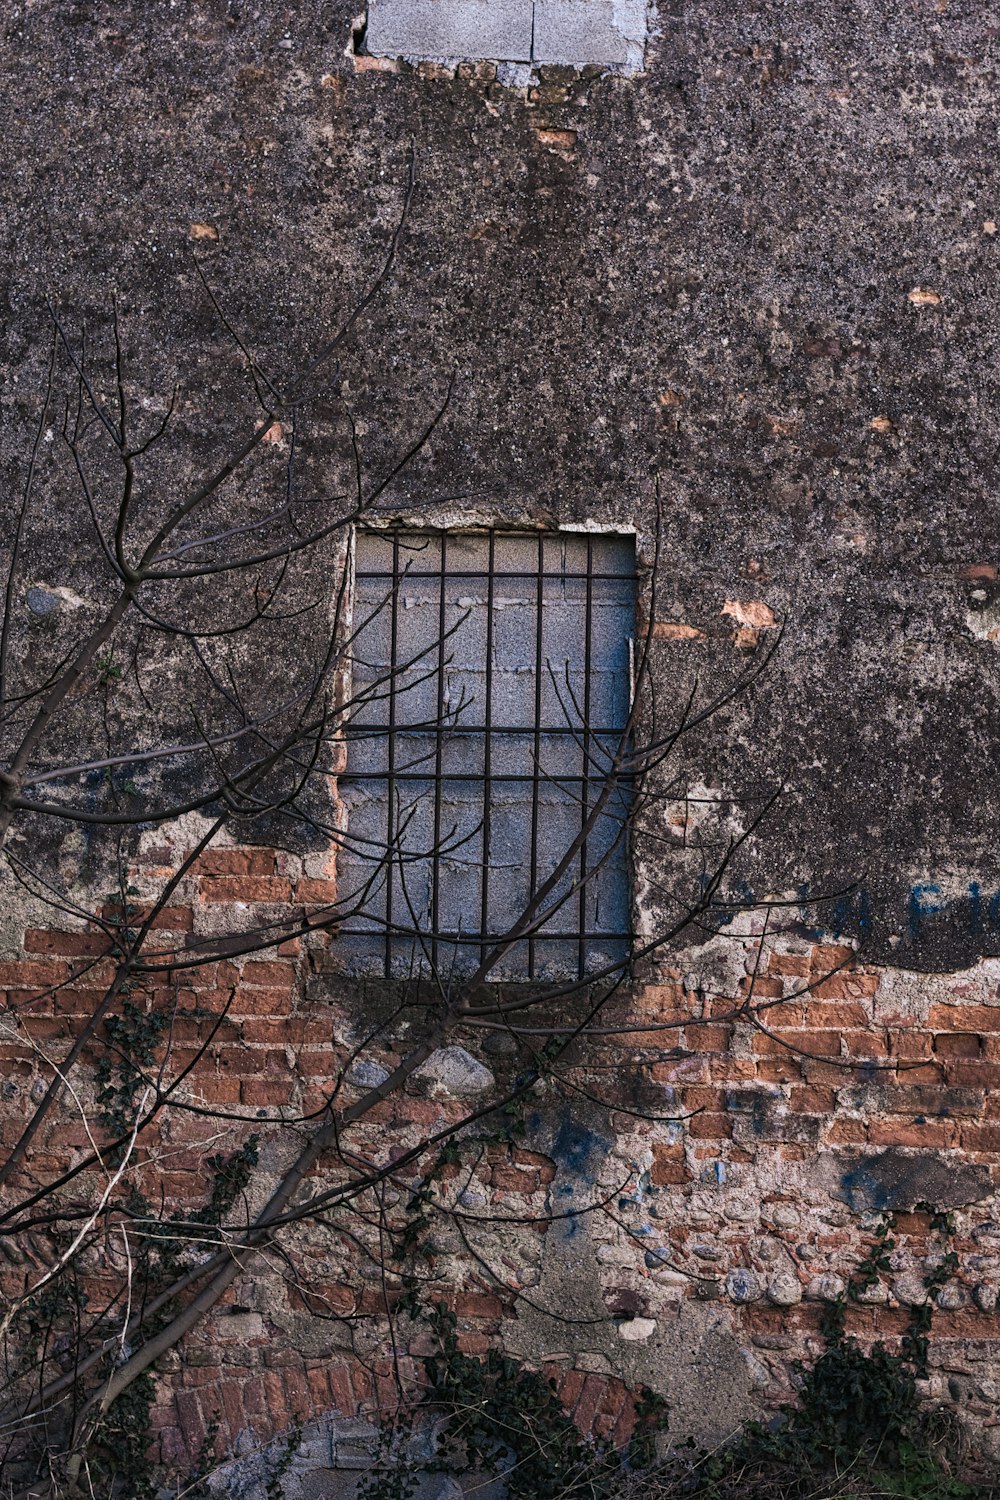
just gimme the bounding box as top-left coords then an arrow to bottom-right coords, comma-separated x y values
337,528 -> 636,982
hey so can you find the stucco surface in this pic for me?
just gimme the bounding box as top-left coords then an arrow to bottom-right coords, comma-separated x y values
1,0 -> 999,975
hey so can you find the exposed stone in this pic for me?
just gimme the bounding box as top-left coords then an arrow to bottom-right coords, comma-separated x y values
935,1282 -> 967,1311
893,1275 -> 930,1307
346,1058 -> 391,1089
413,1047 -> 495,1097
725,1268 -> 763,1304
805,1273 -> 846,1302
974,1283 -> 999,1313
767,1271 -> 803,1307
854,1280 -> 890,1304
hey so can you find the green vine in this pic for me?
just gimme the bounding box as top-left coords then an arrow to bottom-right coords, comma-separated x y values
95,997 -> 169,1154
359,1302 -> 667,1500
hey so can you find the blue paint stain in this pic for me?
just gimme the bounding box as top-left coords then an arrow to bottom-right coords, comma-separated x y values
909,883 -> 945,942
749,875 -> 1000,947
551,1114 -> 609,1178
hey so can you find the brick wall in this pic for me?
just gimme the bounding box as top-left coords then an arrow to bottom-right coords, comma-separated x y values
5,842 -> 1000,1480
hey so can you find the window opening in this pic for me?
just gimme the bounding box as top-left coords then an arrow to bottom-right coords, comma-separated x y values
338,528 -> 636,983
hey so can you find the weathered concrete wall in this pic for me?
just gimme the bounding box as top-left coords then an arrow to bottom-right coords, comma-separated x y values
4,0 -> 1000,1488
4,0 -> 1000,968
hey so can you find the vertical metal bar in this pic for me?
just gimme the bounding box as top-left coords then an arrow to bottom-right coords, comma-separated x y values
479,530 -> 495,962
384,531 -> 400,979
577,535 -> 595,981
527,532 -> 545,979
430,530 -> 448,974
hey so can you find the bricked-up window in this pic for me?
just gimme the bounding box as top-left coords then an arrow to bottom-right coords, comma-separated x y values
338,529 -> 636,982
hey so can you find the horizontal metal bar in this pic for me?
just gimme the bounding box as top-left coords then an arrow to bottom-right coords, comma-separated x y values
345,724 -> 627,737
340,769 -> 633,784
355,569 -> 638,583
336,927 -> 627,942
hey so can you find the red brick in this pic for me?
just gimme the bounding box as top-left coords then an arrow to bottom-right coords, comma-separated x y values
809,943 -> 857,970
282,1367 -> 311,1419
513,1147 -> 557,1182
798,1002 -> 871,1028
896,1063 -> 942,1084
557,1368 -> 587,1412
193,849 -> 276,876
239,1018 -> 324,1045
756,1058 -> 804,1083
824,1118 -> 868,1144
962,1122 -> 1000,1152
329,1366 -> 357,1416
617,1024 -> 684,1048
452,1292 -> 503,1320
788,1086 -> 836,1113
229,988 -> 296,1017
189,1077 -> 243,1105
892,1033 -> 934,1061
307,1366 -> 333,1409
0,959 -> 68,987
868,1119 -> 957,1148
175,1390 -> 206,1458
593,1380 -> 628,1441
456,1332 -> 492,1355
753,1030 -> 840,1057
927,1003 -> 1000,1031
241,1080 -> 295,1106
934,1033 -> 981,1059
612,1393 -> 638,1448
768,953 -> 810,977
24,928 -> 109,957
199,876 -> 292,903
690,1023 -> 732,1052
492,1165 -> 540,1193
739,976 -> 785,1000
262,1371 -> 288,1425
945,1061 -> 1000,1088
241,960 -> 297,988
685,1111 -> 732,1139
573,1374 -> 607,1435
242,1378 -> 267,1419
839,1030 -> 890,1059
812,974 -> 880,999
296,879 -> 340,904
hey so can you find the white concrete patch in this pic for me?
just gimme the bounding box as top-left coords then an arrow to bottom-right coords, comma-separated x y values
617,1316 -> 657,1341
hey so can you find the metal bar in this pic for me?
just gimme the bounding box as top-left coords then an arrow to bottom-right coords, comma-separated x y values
337,927 -> 622,942
340,770 -> 615,785
578,533 -> 594,980
346,723 -> 626,737
356,568 -> 639,583
383,531 -> 401,978
480,529 -> 495,959
429,531 -> 449,971
527,532 -> 545,979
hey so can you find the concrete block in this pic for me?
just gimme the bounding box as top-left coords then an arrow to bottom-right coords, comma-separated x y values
365,0 -> 533,60
533,0 -> 646,65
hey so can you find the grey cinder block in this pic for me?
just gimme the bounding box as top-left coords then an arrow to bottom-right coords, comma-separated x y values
533,0 -> 628,63
365,0 -> 533,60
